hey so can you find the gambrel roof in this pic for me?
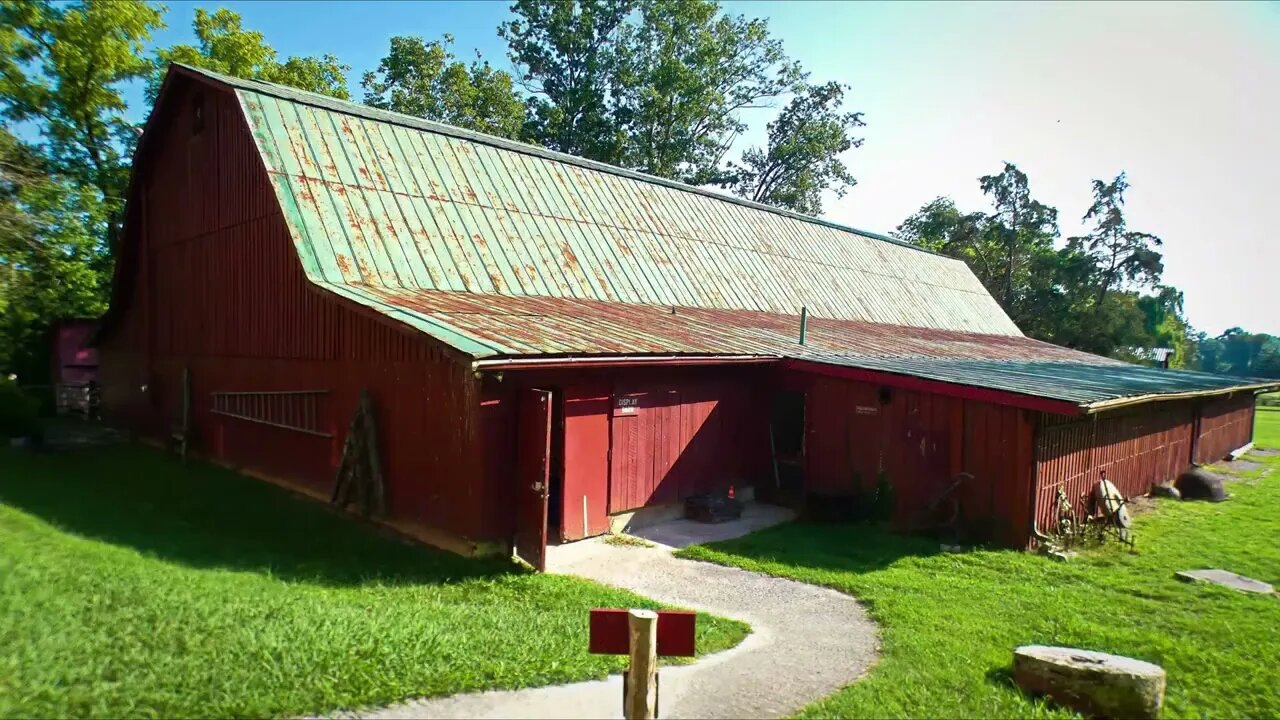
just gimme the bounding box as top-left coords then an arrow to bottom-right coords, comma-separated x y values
121,65 -> 1276,413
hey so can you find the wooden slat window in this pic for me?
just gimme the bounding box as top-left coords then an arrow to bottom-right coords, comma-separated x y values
210,390 -> 332,437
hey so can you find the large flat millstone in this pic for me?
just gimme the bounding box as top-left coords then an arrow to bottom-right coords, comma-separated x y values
1013,645 -> 1166,719
1176,569 -> 1276,594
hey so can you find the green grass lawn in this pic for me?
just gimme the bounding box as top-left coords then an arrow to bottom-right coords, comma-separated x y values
679,408 -> 1280,719
0,445 -> 747,719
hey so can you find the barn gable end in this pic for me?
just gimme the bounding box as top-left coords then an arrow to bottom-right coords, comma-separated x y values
97,71 -> 494,550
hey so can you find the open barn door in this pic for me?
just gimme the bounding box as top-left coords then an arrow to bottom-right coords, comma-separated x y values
514,387 -> 553,570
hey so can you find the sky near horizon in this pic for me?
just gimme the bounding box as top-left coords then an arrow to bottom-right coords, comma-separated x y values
131,0 -> 1280,336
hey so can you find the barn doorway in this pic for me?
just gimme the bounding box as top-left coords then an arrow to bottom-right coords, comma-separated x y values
546,388 -> 566,543
514,387 -> 553,571
769,389 -> 807,506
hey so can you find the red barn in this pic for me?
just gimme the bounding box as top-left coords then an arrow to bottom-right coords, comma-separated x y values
97,65 -> 1276,567
50,319 -> 100,415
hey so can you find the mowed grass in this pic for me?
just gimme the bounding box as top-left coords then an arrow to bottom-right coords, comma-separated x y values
679,408 -> 1280,719
0,445 -> 747,719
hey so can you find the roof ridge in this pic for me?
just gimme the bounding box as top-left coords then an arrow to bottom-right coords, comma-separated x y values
171,62 -> 941,259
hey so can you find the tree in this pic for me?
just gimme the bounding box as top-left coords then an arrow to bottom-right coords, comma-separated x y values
610,0 -> 802,183
0,0 -> 164,216
896,197 -> 993,267
499,0 -> 631,161
500,0 -> 803,183
893,166 -> 1187,361
978,162 -> 1059,309
150,8 -> 350,102
1194,328 -> 1280,379
0,0 -> 161,377
718,81 -> 863,215
362,34 -> 526,139
0,128 -> 109,379
1068,173 -> 1163,311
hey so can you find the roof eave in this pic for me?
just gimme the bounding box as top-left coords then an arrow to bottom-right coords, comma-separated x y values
1081,382 -> 1280,414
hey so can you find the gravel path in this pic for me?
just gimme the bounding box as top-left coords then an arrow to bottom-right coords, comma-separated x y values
357,513 -> 879,719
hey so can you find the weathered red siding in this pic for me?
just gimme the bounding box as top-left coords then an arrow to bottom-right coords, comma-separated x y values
1033,404 -> 1192,533
477,365 -> 770,540
1193,395 -> 1255,463
99,78 -> 488,544
781,369 -> 1033,546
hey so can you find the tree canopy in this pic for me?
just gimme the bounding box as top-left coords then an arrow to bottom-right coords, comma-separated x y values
362,34 -> 526,140
150,8 -> 350,102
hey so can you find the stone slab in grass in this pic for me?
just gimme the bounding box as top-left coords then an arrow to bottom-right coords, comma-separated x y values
1013,645 -> 1166,719
1176,569 -> 1275,594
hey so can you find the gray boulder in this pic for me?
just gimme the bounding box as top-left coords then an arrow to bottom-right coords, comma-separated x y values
1175,467 -> 1226,502
1013,645 -> 1166,719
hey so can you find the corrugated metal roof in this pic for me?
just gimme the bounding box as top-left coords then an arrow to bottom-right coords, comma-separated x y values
326,286 -> 1273,408
163,65 -> 1273,410
174,64 -> 1020,336
797,355 -> 1273,408
329,284 -> 1077,359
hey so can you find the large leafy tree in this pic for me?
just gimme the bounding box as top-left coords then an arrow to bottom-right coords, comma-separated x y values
501,0 -> 803,184
499,0 -> 630,161
978,162 -> 1059,309
717,81 -> 863,215
1067,173 -> 1164,310
0,0 -> 163,216
150,8 -> 350,101
610,0 -> 802,183
894,166 -> 1190,361
0,0 -> 162,378
361,34 -> 526,140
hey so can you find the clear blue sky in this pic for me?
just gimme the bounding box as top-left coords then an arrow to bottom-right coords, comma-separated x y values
132,1 -> 1280,336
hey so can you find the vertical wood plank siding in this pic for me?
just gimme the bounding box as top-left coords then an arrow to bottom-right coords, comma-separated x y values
1033,396 -> 1256,536
1193,395 -> 1256,463
786,369 -> 1033,546
99,80 -> 488,541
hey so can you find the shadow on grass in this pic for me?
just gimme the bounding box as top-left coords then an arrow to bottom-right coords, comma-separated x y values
0,443 -> 514,587
984,665 -> 1017,689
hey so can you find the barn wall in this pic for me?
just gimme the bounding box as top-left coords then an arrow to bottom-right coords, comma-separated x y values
98,78 -> 488,543
1193,394 -> 1256,463
1032,404 -> 1193,534
477,365 -> 772,541
781,369 -> 1034,546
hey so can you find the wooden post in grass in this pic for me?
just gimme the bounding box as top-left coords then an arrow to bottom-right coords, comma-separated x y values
625,609 -> 658,720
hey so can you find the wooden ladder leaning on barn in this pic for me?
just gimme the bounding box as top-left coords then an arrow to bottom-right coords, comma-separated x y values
331,389 -> 387,518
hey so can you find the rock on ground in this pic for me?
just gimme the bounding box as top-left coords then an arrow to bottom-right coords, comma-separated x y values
1013,645 -> 1166,720
1176,569 -> 1276,594
1175,467 -> 1227,501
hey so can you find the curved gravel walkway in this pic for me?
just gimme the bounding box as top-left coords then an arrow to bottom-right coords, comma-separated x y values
358,512 -> 879,719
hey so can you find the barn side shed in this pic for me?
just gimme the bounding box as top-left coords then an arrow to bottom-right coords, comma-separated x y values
97,65 -> 1275,567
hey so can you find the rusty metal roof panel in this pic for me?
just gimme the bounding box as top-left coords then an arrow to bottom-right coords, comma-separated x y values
208,64 -> 1023,338
321,285 -> 1272,407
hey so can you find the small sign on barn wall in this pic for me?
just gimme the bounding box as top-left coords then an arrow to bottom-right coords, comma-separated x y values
855,405 -> 879,416
614,396 -> 640,416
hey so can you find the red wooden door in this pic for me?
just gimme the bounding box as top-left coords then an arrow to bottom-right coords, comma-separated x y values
514,387 -> 552,571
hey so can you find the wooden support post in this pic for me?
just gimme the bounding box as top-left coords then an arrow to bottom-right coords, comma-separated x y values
625,609 -> 658,720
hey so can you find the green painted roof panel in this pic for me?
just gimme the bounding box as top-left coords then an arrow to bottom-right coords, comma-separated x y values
202,64 -> 1023,336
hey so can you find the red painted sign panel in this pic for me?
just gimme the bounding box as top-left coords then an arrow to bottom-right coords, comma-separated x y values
588,608 -> 697,657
